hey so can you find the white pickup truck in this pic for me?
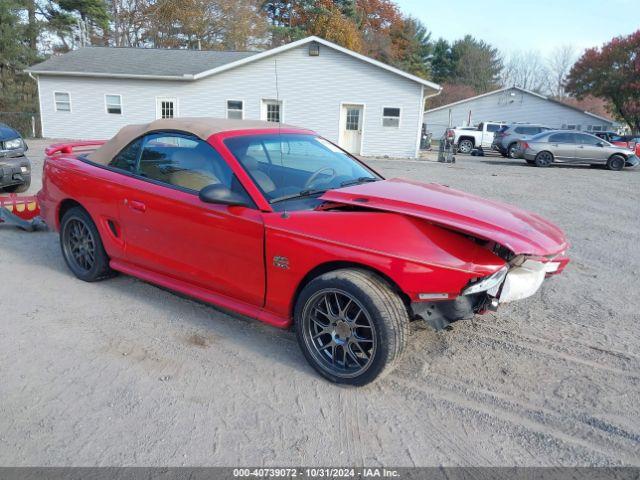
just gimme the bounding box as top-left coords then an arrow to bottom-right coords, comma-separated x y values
446,122 -> 505,154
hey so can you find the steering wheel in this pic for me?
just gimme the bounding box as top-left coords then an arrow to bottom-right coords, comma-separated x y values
304,167 -> 337,189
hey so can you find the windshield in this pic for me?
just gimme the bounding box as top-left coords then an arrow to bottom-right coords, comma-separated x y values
224,134 -> 380,204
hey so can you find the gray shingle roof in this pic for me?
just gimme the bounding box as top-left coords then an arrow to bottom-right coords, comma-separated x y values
27,47 -> 257,78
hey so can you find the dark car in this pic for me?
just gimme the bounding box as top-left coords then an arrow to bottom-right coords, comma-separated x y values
0,123 -> 31,193
594,131 -> 640,156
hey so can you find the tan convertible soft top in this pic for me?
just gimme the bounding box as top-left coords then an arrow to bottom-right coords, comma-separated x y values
87,117 -> 298,165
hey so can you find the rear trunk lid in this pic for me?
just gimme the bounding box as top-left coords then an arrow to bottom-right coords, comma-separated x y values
320,179 -> 568,256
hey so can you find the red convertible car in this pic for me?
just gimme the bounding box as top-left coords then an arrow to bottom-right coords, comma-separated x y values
38,118 -> 569,385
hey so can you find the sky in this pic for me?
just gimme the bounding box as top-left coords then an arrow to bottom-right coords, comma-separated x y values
395,0 -> 639,56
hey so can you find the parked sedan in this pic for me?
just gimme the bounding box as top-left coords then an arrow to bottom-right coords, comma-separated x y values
0,123 -> 31,192
521,131 -> 639,170
38,118 -> 569,385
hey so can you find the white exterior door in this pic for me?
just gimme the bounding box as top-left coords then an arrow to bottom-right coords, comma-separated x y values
156,97 -> 177,119
340,104 -> 363,155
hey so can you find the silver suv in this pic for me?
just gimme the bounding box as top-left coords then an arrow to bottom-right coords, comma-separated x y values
493,124 -> 552,158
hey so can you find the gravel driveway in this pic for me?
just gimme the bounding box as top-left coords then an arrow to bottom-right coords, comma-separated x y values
1,140 -> 639,466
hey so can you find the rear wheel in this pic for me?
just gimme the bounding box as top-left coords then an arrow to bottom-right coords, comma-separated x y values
457,139 -> 474,154
295,269 -> 409,386
535,151 -> 554,167
507,143 -> 519,158
606,154 -> 625,171
60,206 -> 114,282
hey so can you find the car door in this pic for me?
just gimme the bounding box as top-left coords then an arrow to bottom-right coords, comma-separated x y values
546,132 -> 576,162
480,123 -> 499,148
118,132 -> 266,307
575,133 -> 607,164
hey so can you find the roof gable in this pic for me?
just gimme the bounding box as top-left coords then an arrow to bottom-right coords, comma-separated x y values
425,86 -> 615,124
26,36 -> 442,91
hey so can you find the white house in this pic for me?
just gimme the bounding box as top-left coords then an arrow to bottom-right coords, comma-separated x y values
27,36 -> 442,158
423,86 -> 618,138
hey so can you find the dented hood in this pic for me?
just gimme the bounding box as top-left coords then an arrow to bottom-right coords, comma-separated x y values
320,178 -> 568,256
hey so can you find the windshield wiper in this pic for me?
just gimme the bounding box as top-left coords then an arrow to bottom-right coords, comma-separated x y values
270,188 -> 329,204
340,177 -> 378,187
270,177 -> 378,204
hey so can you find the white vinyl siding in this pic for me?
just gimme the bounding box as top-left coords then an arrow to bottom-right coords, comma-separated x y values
105,94 -> 122,114
37,44 -> 431,157
226,100 -> 243,119
424,87 -> 616,139
54,92 -> 71,112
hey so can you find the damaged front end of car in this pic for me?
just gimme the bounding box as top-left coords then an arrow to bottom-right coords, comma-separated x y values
411,250 -> 569,331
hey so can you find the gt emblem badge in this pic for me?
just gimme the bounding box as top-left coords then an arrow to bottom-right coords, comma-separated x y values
273,256 -> 290,269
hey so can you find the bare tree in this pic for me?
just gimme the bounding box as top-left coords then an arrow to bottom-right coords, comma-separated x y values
501,50 -> 549,93
547,45 -> 575,98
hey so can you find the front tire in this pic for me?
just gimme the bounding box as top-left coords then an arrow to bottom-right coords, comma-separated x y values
295,269 -> 409,386
507,143 -> 519,158
607,154 -> 625,171
60,206 -> 114,282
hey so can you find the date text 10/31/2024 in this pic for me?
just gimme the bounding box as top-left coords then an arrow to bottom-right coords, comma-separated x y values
232,468 -> 400,478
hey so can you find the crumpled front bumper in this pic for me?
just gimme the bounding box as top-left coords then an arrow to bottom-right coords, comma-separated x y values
412,255 -> 570,330
488,255 -> 570,303
625,155 -> 639,167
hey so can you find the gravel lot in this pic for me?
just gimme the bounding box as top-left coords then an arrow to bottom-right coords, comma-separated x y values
1,140 -> 639,466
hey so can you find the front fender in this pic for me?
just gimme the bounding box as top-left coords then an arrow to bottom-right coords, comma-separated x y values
262,210 -> 505,321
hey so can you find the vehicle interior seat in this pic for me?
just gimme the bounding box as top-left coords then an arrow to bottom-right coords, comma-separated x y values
167,149 -> 221,191
240,155 -> 276,193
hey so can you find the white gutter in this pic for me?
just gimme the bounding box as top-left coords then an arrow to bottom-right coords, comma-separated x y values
25,70 -> 194,81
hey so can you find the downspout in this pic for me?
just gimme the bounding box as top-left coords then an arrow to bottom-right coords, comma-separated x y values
28,72 -> 44,139
415,86 -> 442,158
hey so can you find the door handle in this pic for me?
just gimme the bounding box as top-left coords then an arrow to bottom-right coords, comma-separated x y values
125,199 -> 146,212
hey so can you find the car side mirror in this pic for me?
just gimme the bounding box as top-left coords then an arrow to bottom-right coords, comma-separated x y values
596,142 -> 605,147
23,141 -> 28,152
199,184 -> 248,207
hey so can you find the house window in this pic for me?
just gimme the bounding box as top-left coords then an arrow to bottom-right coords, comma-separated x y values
262,100 -> 282,123
382,107 -> 400,128
156,97 -> 177,119
54,92 -> 71,112
563,124 -> 579,130
105,95 -> 122,114
346,108 -> 360,130
591,125 -> 603,132
227,100 -> 243,120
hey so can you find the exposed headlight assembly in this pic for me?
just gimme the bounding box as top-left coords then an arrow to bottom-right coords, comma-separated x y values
4,138 -> 22,150
462,266 -> 508,296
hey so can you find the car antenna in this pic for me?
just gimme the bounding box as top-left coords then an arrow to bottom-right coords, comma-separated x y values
274,58 -> 284,167
274,58 -> 289,219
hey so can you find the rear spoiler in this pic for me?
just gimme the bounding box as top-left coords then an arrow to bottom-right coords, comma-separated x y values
45,140 -> 106,156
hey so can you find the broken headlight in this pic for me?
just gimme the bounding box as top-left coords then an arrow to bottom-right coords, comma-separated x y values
462,266 -> 508,296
